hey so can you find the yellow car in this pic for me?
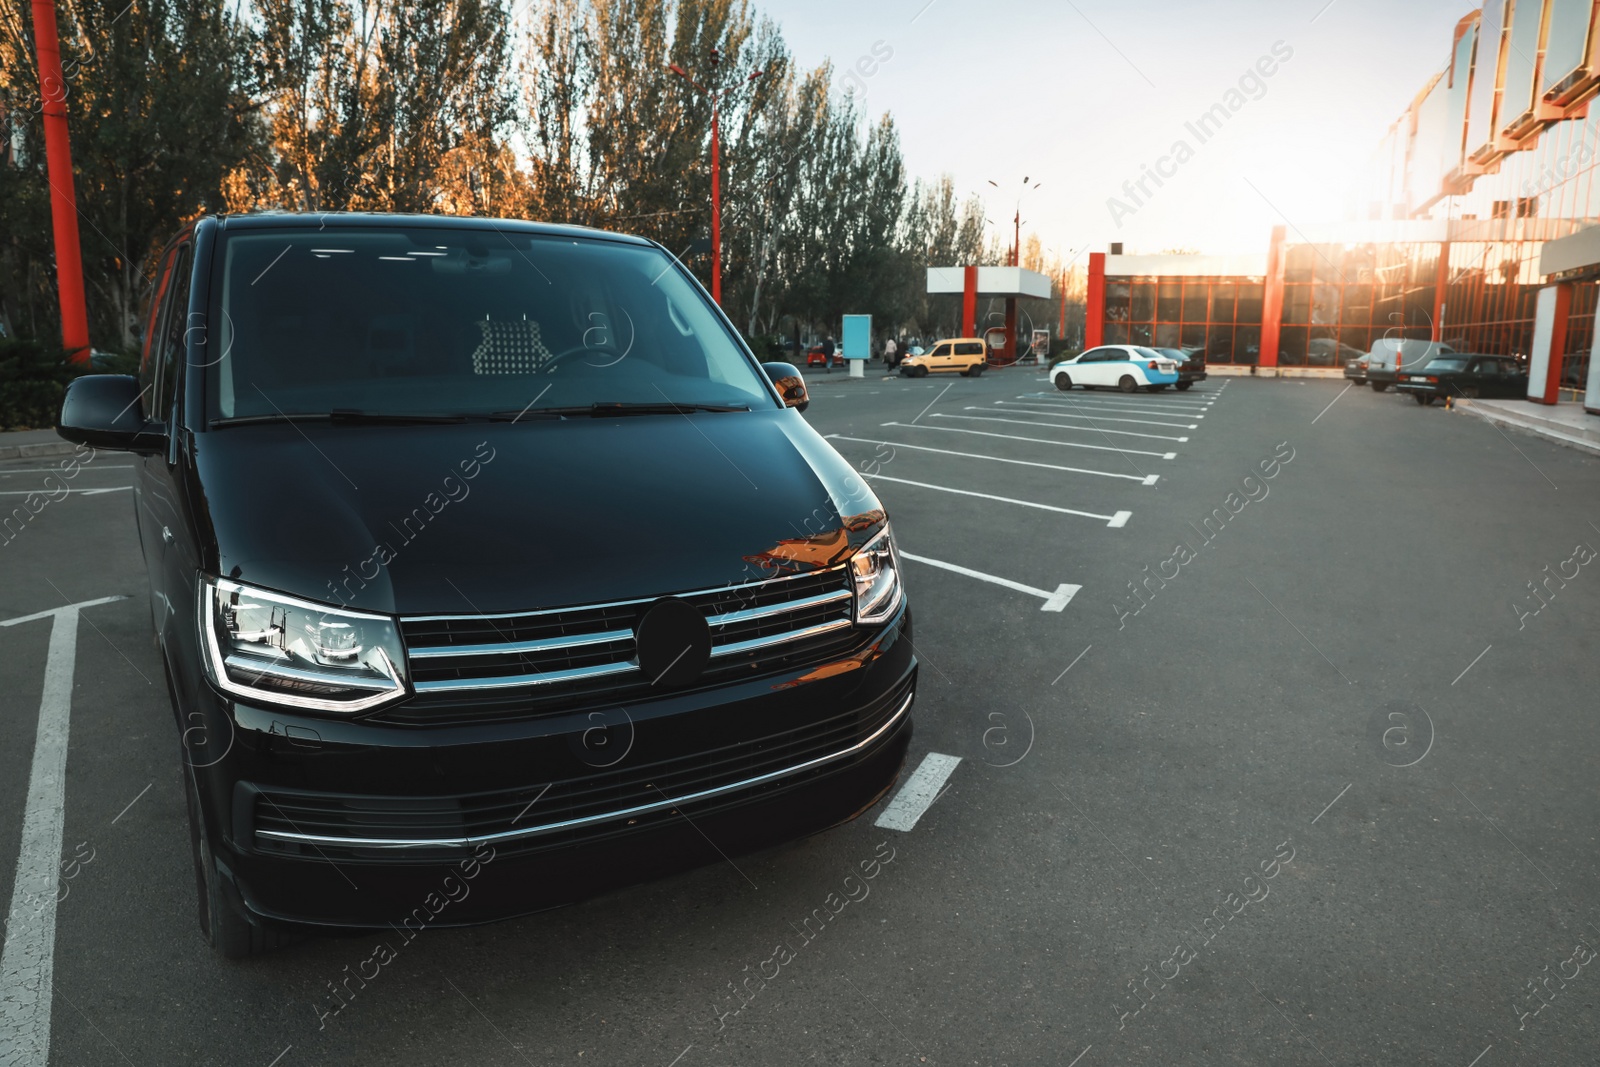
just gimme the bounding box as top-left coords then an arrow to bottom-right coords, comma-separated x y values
898,338 -> 987,377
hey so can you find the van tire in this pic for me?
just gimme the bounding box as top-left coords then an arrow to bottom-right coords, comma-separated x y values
970,364 -> 985,376
184,759 -> 295,959
1118,376 -> 1137,393
1054,374 -> 1073,391
1371,382 -> 1388,393
914,366 -> 928,378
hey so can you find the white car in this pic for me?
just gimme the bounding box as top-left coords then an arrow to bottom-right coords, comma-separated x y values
1052,345 -> 1181,393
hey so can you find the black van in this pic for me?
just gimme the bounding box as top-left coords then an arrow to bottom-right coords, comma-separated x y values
58,213 -> 916,957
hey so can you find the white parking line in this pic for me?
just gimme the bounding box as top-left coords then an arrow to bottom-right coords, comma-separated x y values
1003,398 -> 1205,418
1019,388 -> 1214,403
976,405 -> 1197,430
900,551 -> 1081,611
0,487 -> 130,497
875,753 -> 962,831
0,466 -> 133,474
863,473 -> 1132,526
0,596 -> 127,1066
1018,392 -> 1214,410
881,421 -> 1177,460
933,413 -> 1189,443
826,435 -> 1158,484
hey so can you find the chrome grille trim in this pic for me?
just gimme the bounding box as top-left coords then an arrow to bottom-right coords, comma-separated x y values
401,565 -> 858,695
408,628 -> 634,660
708,618 -> 853,658
412,659 -> 636,692
402,564 -> 850,623
255,690 -> 913,850
705,588 -> 852,628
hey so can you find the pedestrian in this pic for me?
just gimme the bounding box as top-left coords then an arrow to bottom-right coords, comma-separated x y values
822,335 -> 836,370
884,336 -> 898,368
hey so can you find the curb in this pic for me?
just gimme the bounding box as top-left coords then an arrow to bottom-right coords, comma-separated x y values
0,439 -> 78,462
1453,399 -> 1600,457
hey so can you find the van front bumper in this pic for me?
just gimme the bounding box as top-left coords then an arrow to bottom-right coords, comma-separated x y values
184,608 -> 916,930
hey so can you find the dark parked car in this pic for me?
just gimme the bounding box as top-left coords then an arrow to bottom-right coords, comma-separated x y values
1154,347 -> 1207,390
57,213 -> 915,957
1344,356 -> 1369,385
1394,354 -> 1528,404
1366,339 -> 1456,392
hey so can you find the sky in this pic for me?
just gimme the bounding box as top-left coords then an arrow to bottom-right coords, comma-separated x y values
754,0 -> 1476,262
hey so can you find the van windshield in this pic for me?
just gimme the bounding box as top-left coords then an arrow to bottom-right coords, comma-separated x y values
209,228 -> 775,421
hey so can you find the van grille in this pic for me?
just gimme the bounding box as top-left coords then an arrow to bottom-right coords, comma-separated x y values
376,566 -> 863,725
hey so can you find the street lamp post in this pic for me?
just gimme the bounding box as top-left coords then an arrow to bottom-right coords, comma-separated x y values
986,177 -> 1043,362
669,50 -> 763,306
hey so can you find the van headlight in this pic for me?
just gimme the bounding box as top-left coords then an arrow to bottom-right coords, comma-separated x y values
850,526 -> 904,626
199,577 -> 407,713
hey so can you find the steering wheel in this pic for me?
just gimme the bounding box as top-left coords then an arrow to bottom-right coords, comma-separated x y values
541,343 -> 627,373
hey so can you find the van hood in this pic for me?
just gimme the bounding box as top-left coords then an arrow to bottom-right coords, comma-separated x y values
192,411 -> 883,615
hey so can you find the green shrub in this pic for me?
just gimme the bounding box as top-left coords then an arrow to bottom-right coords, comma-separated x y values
0,339 -> 134,431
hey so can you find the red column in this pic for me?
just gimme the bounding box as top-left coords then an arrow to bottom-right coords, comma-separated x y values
962,265 -> 978,337
1085,253 -> 1105,349
1003,297 -> 1017,362
1431,242 -> 1450,342
30,0 -> 91,361
1258,225 -> 1287,368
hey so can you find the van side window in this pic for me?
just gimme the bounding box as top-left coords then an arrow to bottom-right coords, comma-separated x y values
149,244 -> 193,422
955,342 -> 984,356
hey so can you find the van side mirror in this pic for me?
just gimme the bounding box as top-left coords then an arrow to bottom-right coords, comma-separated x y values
763,362 -> 809,413
57,374 -> 166,453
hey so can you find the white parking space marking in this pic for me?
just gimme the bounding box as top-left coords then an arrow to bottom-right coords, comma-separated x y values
0,488 -> 130,497
975,405 -> 1197,430
864,474 -> 1133,527
875,753 -> 962,832
0,466 -> 133,474
1002,399 -> 1206,418
1019,390 -> 1214,407
826,435 -> 1159,484
900,552 -> 1080,611
0,596 -> 126,1066
933,414 -> 1189,443
882,422 -> 1177,460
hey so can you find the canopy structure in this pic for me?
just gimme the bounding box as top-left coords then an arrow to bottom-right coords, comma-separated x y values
927,266 -> 1055,364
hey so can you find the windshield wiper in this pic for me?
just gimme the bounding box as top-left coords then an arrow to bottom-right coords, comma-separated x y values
327,410 -> 480,425
211,412 -> 335,428
489,402 -> 750,420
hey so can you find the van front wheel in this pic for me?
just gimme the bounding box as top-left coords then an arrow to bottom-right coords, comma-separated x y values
1371,382 -> 1389,393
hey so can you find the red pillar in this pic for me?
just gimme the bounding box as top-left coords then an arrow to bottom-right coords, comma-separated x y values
962,265 -> 978,337
1085,253 -> 1105,349
1431,242 -> 1450,342
30,0 -> 91,361
1003,297 -> 1017,362
1258,225 -> 1287,368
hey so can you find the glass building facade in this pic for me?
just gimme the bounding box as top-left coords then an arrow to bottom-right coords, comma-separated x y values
1087,0 -> 1600,407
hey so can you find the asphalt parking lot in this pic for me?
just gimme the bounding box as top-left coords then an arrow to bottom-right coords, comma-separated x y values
4,369 -> 1600,1066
